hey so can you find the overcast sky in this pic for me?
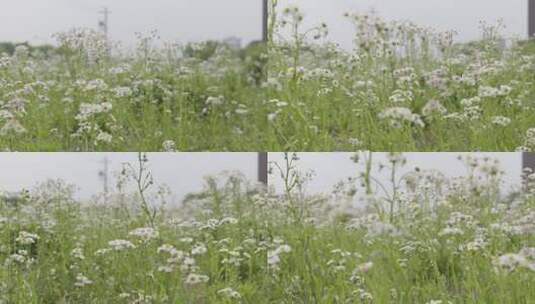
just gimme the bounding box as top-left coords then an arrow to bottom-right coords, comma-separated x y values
0,153 -> 525,205
0,0 -> 262,47
0,153 -> 257,204
278,0 -> 528,50
269,153 -> 523,196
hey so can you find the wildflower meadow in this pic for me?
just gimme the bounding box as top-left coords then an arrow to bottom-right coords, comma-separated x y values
266,3 -> 535,151
1,153 -> 534,303
1,3 -> 535,151
0,29 -> 268,151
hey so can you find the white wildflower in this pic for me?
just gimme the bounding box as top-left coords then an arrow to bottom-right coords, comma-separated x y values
491,116 -> 511,127
217,287 -> 242,299
184,273 -> 209,285
422,99 -> 447,116
108,239 -> 136,251
74,273 -> 93,287
129,227 -> 159,242
15,231 -> 39,245
162,140 -> 177,152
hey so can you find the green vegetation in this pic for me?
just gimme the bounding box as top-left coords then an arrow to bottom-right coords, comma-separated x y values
266,3 -> 535,151
0,29 -> 267,151
1,153 -> 534,303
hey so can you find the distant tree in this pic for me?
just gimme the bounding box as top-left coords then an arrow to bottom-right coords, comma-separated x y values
0,42 -> 17,55
183,40 -> 227,61
0,41 -> 56,57
240,41 -> 268,85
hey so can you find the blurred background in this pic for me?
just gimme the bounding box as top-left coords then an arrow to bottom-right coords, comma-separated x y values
0,152 -> 530,205
276,0 -> 529,49
0,0 -> 263,49
0,153 -> 257,203
269,153 -> 524,196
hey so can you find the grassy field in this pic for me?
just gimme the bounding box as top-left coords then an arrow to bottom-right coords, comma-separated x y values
0,29 -> 268,151
1,5 -> 534,151
266,3 -> 535,151
1,153 -> 534,303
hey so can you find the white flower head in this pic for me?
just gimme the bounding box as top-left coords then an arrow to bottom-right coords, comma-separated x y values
108,239 -> 136,251
129,227 -> 159,242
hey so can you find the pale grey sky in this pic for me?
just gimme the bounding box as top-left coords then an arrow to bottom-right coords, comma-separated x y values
0,0 -> 262,46
0,153 -> 257,203
278,0 -> 528,49
269,153 -> 523,196
0,153 -> 524,204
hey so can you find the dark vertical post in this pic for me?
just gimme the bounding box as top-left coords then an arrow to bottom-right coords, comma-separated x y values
530,0 -> 535,38
523,153 -> 535,173
258,152 -> 268,184
263,0 -> 269,42
257,1 -> 269,185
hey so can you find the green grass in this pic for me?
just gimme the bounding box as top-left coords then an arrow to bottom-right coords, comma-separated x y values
1,154 -> 534,303
0,30 -> 269,152
1,16 -> 535,151
266,3 -> 535,151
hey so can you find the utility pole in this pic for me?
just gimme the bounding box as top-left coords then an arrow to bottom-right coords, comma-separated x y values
258,1 -> 269,185
530,0 -> 535,38
98,7 -> 110,38
523,153 -> 535,184
263,0 -> 269,42
98,7 -> 111,54
98,157 -> 110,195
258,153 -> 268,185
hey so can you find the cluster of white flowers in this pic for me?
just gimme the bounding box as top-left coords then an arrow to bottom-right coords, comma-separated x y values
326,249 -> 355,273
15,231 -> 39,245
75,102 -> 113,121
425,300 -> 452,304
267,241 -> 291,271
53,27 -> 108,64
108,239 -> 136,251
388,89 -> 414,104
198,217 -> 238,231
74,273 -> 93,287
154,238 -> 215,286
0,55 -> 11,68
5,253 -> 24,265
422,100 -> 447,117
438,227 -> 464,237
71,247 -> 85,260
112,86 -> 133,98
191,243 -> 208,256
353,288 -> 374,302
217,287 -> 242,300
83,79 -> 109,92
494,247 -> 535,272
108,64 -> 131,75
495,211 -> 535,236
459,96 -> 482,108
303,68 -> 334,80
517,128 -> 535,151
129,227 -> 159,242
184,273 -> 209,285
379,107 -> 424,128
0,116 -> 27,137
73,102 -> 115,145
491,115 -> 511,127
478,85 -> 512,98
162,140 -> 177,152
5,250 -> 34,267
346,214 -> 400,238
461,229 -> 488,252
354,261 -> 373,274
205,96 -> 224,106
